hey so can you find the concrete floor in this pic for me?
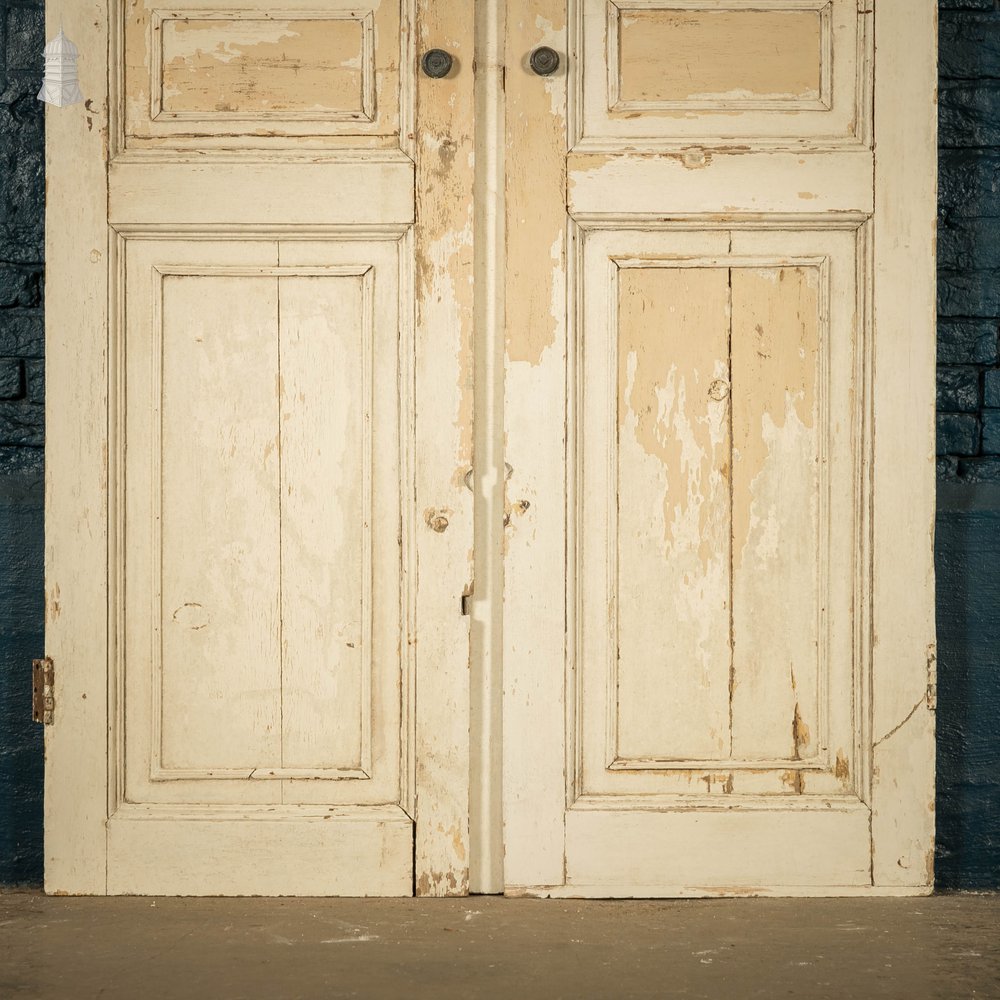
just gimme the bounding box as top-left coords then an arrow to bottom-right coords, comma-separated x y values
0,893 -> 998,999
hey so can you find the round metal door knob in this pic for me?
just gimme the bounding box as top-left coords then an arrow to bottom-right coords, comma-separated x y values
529,46 -> 560,76
422,48 -> 454,79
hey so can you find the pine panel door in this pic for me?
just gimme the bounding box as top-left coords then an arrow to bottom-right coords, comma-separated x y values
502,0 -> 937,895
44,0 -> 474,895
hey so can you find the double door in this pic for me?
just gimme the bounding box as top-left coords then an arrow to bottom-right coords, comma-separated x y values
44,0 -> 936,896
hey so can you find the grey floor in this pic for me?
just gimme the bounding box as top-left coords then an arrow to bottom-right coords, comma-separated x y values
1,893 -> 998,999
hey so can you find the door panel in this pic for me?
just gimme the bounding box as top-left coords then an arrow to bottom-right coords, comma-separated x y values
503,0 -> 936,895
580,0 -> 870,149
124,0 -> 405,148
46,0 -> 475,896
122,238 -> 406,808
576,225 -> 862,803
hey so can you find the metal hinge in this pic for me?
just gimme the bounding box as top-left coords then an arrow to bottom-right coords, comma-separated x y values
32,657 -> 54,725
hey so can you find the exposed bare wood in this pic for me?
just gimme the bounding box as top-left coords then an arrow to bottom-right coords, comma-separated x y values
615,8 -> 824,107
413,0 -> 476,896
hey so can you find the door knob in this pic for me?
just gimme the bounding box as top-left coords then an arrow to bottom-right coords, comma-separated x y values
422,49 -> 454,79
529,46 -> 560,76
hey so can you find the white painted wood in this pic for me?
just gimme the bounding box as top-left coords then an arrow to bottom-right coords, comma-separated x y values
501,0 -> 571,891
574,224 -> 862,803
503,0 -> 936,897
43,0 -> 110,895
412,0 -> 476,895
120,0 -> 409,151
561,806 -> 872,891
47,0 -> 936,898
567,152 -> 874,217
613,263 -> 732,761
107,806 -> 412,896
109,161 -> 415,228
47,0 -> 473,896
574,0 -> 871,150
511,885 -> 931,899
469,0 -> 507,895
869,0 -> 938,889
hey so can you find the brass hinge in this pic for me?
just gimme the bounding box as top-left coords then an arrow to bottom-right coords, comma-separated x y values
32,657 -> 54,725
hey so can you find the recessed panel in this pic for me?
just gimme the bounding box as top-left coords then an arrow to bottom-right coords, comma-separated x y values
121,238 -> 408,808
615,8 -> 823,108
730,266 -> 822,763
159,273 -> 284,773
575,224 -> 864,801
615,266 -> 732,761
613,262 -> 821,764
575,0 -> 870,150
121,0 -> 407,151
157,15 -> 372,119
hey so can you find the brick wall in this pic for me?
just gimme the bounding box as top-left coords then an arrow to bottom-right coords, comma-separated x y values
937,0 -> 1000,480
0,1 -> 43,451
0,0 -> 43,884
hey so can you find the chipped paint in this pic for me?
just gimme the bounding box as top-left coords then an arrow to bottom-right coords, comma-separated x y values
415,126 -> 476,489
730,266 -> 820,761
504,14 -> 566,367
615,266 -> 731,759
616,10 -> 823,105
792,703 -> 811,759
160,18 -> 366,116
412,1 -> 475,898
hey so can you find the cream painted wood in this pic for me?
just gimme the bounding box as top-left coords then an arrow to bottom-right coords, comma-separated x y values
43,0 -> 110,894
503,0 -> 936,896
501,0 -> 571,891
869,0 -> 938,888
412,0 -> 477,897
468,0 -> 507,895
46,0 -> 474,896
46,0 -> 936,898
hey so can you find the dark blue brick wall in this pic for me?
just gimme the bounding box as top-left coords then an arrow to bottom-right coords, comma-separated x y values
0,3 -> 997,889
0,0 -> 43,885
938,0 -> 1000,482
936,0 -> 1000,890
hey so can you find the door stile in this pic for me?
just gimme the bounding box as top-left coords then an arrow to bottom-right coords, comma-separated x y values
413,0 -> 477,896
869,0 -> 937,887
44,1 -> 111,895
501,0 -> 571,891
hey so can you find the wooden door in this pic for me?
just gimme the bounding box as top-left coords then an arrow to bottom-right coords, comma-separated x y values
502,0 -> 938,895
44,0 -> 474,895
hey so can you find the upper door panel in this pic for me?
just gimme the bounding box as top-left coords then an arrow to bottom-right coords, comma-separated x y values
120,0 -> 411,153
574,0 -> 872,150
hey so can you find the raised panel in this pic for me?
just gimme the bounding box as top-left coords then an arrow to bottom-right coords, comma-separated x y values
155,12 -> 374,120
612,4 -> 829,110
729,265 -> 822,762
119,235 -> 411,808
573,0 -> 871,150
615,265 -> 732,761
573,222 -> 867,803
119,0 -> 409,152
